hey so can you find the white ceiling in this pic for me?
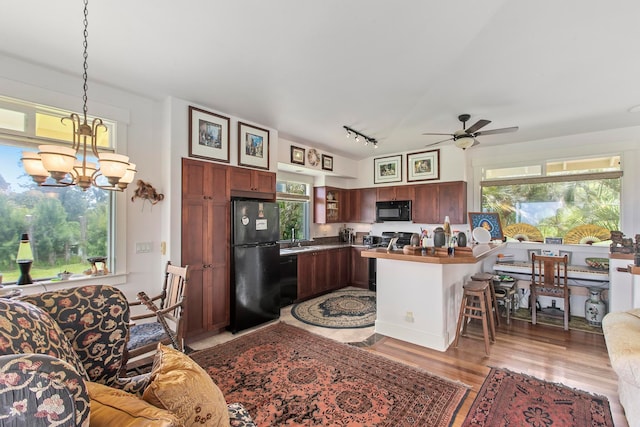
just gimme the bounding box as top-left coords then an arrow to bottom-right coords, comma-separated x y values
2,0 -> 640,160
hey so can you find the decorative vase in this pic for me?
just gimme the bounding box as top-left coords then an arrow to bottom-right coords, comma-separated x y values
584,288 -> 606,326
457,231 -> 467,247
433,227 -> 445,247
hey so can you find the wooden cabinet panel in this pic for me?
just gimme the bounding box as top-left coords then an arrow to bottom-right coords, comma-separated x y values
412,184 -> 439,224
229,166 -> 275,198
377,185 -> 415,201
182,158 -> 230,337
350,247 -> 369,289
438,181 -> 467,224
297,249 -> 350,300
348,188 -> 376,223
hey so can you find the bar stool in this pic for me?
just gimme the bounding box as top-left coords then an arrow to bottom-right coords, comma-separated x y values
453,280 -> 496,355
471,272 -> 500,327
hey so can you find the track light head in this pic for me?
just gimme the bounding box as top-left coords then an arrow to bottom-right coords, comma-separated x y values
342,126 -> 377,149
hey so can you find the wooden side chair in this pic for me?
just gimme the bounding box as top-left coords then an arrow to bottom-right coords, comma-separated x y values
124,261 -> 189,373
530,254 -> 570,330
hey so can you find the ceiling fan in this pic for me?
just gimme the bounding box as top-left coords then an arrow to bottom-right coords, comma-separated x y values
422,114 -> 518,150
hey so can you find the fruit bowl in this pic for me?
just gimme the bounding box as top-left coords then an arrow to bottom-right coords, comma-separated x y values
585,257 -> 609,270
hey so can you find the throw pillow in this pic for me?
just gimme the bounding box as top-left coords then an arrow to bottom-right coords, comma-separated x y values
142,344 -> 229,427
88,381 -> 179,427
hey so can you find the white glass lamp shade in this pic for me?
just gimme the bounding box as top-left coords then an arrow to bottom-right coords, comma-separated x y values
454,136 -> 475,150
99,153 -> 129,185
38,145 -> 77,174
21,152 -> 49,177
74,160 -> 97,178
119,163 -> 137,184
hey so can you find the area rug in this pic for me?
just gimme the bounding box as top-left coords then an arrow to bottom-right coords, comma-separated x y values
511,308 -> 603,334
462,368 -> 614,426
190,322 -> 467,427
291,289 -> 376,328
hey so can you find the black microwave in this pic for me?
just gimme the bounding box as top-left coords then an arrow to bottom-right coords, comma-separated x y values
375,200 -> 412,222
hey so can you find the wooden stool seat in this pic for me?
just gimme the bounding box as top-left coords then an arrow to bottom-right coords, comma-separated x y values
471,272 -> 501,326
453,279 -> 496,355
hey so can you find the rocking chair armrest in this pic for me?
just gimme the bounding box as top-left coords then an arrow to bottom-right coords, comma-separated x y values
154,301 -> 184,316
130,311 -> 157,322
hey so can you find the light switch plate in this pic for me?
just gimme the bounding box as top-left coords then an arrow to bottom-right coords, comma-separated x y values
135,242 -> 152,254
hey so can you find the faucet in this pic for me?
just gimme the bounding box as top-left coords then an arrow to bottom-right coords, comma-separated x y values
291,228 -> 296,245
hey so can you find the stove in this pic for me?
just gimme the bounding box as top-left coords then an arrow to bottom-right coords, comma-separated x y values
380,231 -> 414,250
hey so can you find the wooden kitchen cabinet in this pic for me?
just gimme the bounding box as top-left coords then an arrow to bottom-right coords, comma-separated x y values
348,188 -> 376,223
350,247 -> 369,289
412,181 -> 467,224
297,251 -> 328,300
229,166 -> 276,199
314,186 -> 343,224
182,158 -> 230,337
376,185 -> 415,202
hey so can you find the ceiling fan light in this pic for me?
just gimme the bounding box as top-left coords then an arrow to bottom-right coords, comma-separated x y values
455,136 -> 475,150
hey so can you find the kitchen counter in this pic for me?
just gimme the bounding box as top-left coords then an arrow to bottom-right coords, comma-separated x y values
361,242 -> 504,352
279,243 -> 367,256
361,243 -> 503,264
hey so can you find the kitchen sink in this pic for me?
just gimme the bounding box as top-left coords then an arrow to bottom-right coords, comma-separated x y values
280,246 -> 321,253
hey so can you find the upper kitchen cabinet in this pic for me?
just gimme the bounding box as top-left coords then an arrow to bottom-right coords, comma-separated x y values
229,166 -> 276,200
376,185 -> 415,202
412,181 -> 467,224
182,157 -> 228,202
348,188 -> 376,223
314,186 -> 344,224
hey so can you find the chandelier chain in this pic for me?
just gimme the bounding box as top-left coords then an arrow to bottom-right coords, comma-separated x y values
82,0 -> 89,121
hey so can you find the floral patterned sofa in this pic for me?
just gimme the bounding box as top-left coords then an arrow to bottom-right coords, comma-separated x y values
0,285 -> 255,426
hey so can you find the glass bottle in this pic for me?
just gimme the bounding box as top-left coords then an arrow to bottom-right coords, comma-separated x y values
443,216 -> 451,246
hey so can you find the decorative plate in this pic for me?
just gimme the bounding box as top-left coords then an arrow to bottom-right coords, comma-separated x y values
503,223 -> 544,242
564,225 -> 611,245
472,227 -> 491,244
585,257 -> 609,270
307,149 -> 320,166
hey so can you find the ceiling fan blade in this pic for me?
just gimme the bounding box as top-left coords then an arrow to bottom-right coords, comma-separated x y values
421,132 -> 454,136
475,126 -> 519,136
465,119 -> 491,134
424,137 -> 453,147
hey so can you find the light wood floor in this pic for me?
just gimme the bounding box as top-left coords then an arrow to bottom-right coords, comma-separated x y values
365,317 -> 627,426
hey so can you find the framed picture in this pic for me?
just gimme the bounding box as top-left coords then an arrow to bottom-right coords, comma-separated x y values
188,106 -> 230,163
322,154 -> 333,171
238,122 -> 270,170
407,149 -> 440,181
291,146 -> 305,165
545,237 -> 564,244
374,155 -> 402,184
468,212 -> 504,241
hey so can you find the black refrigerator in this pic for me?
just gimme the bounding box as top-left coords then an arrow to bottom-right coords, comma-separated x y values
229,200 -> 281,333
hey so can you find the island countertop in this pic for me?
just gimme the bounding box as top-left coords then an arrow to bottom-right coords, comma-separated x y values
361,242 -> 504,264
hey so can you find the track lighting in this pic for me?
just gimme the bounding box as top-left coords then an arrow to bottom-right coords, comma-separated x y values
343,126 -> 378,148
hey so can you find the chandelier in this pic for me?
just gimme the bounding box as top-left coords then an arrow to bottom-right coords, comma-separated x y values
21,0 -> 136,191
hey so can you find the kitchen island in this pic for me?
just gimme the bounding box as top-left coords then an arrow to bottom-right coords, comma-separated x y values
361,243 -> 504,351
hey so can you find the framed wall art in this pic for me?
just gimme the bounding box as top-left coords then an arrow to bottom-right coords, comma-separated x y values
407,149 -> 440,182
291,146 -> 305,165
238,122 -> 270,170
374,155 -> 402,184
322,154 -> 333,171
188,106 -> 230,163
468,212 -> 504,241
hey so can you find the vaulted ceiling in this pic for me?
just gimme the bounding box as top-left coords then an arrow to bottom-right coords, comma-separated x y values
2,0 -> 640,159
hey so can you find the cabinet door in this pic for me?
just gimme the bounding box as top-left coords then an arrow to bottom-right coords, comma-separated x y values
182,158 -> 228,202
207,201 -> 230,331
326,249 -> 340,292
338,248 -> 350,287
376,186 -> 397,201
350,247 -> 369,288
229,167 -> 253,191
413,184 -> 439,224
438,181 -> 467,224
182,198 -> 207,336
359,188 -> 377,223
297,253 -> 316,300
395,185 -> 415,201
253,170 -> 276,193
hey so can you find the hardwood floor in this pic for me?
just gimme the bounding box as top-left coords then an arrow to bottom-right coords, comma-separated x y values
366,317 -> 627,426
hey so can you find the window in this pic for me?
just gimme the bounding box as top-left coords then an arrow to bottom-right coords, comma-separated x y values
0,97 -> 117,284
277,181 -> 310,241
481,156 -> 621,240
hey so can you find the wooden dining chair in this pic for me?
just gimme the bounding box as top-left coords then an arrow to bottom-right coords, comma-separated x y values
123,261 -> 189,373
530,253 -> 570,330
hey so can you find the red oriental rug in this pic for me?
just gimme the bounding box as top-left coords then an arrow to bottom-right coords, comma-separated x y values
190,322 -> 468,426
462,368 -> 614,426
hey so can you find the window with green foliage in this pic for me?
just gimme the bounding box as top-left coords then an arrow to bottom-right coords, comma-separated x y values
481,156 -> 621,240
277,181 -> 309,241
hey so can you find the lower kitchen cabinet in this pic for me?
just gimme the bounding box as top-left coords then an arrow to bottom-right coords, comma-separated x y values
350,247 -> 369,289
297,248 -> 350,300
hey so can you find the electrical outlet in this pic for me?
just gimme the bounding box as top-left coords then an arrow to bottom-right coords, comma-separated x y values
405,311 -> 414,323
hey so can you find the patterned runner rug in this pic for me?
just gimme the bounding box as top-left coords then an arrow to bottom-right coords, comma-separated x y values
190,322 -> 468,427
462,368 -> 614,426
291,289 -> 376,328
